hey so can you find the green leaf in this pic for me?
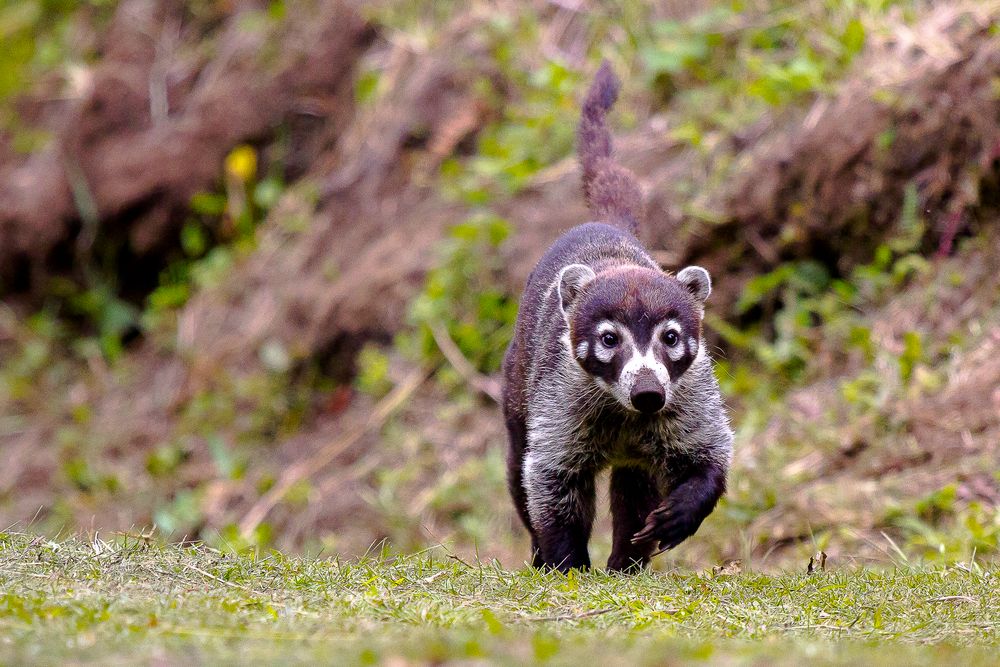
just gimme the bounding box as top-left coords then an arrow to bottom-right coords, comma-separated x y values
181,221 -> 208,257
190,192 -> 227,216
841,19 -> 866,58
354,69 -> 380,104
899,330 -> 923,382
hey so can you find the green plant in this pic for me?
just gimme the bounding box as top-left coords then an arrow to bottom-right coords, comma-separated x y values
441,58 -> 583,204
640,2 -> 869,144
354,344 -> 393,398
712,259 -> 847,380
714,182 -> 932,385
56,280 -> 138,362
888,485 -> 1000,562
145,144 -> 286,327
0,0 -> 114,145
404,213 -> 517,377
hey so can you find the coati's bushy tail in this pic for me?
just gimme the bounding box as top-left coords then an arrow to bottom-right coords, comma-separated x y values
577,61 -> 644,234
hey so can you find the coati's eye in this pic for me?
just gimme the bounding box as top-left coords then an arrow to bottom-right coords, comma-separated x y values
661,330 -> 679,347
600,332 -> 619,348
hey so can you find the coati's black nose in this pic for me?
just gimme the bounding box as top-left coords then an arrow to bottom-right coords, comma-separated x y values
631,390 -> 665,414
630,370 -> 665,414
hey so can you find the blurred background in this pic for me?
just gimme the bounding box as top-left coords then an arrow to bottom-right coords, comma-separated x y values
1,0 -> 998,570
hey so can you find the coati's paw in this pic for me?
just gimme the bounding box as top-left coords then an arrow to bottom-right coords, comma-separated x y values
630,502 -> 700,553
543,559 -> 591,574
606,553 -> 649,573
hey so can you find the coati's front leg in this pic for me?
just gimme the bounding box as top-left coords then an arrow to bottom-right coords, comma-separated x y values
504,413 -> 543,567
631,459 -> 726,553
523,456 -> 596,572
607,466 -> 661,572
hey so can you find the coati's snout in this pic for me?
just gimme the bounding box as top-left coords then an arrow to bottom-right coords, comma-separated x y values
629,368 -> 665,414
558,262 -> 713,413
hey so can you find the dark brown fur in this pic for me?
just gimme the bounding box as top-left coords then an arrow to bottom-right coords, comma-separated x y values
577,61 -> 645,233
502,62 -> 732,573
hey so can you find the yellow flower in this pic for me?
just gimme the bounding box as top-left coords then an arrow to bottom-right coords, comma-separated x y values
225,145 -> 257,182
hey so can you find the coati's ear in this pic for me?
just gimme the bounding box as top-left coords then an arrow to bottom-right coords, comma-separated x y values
558,264 -> 596,316
676,266 -> 712,303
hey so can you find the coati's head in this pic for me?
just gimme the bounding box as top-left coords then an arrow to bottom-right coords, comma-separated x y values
558,264 -> 712,415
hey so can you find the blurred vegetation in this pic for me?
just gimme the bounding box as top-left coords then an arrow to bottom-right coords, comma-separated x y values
1,0 -> 998,572
0,0 -> 111,150
404,213 -> 517,377
144,143 -> 287,332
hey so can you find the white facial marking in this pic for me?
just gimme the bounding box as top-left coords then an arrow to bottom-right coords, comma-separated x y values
598,327 -> 669,411
659,318 -> 684,362
594,320 -> 618,363
588,318 -> 699,412
652,318 -> 685,362
619,345 -> 671,396
597,320 -> 616,335
576,341 -> 589,360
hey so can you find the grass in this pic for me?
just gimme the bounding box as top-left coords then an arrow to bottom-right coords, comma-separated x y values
1,532 -> 998,665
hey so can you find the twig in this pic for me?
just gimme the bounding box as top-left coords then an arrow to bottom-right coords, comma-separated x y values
936,209 -> 964,258
746,228 -> 780,264
527,607 -> 614,622
927,595 -> 977,604
421,570 -> 449,584
149,17 -> 180,123
428,322 -> 502,403
447,553 -> 474,569
237,367 -> 429,539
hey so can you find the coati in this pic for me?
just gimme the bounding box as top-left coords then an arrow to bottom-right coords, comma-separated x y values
501,62 -> 733,573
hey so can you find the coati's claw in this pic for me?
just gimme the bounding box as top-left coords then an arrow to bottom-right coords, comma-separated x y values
632,508 -> 693,552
